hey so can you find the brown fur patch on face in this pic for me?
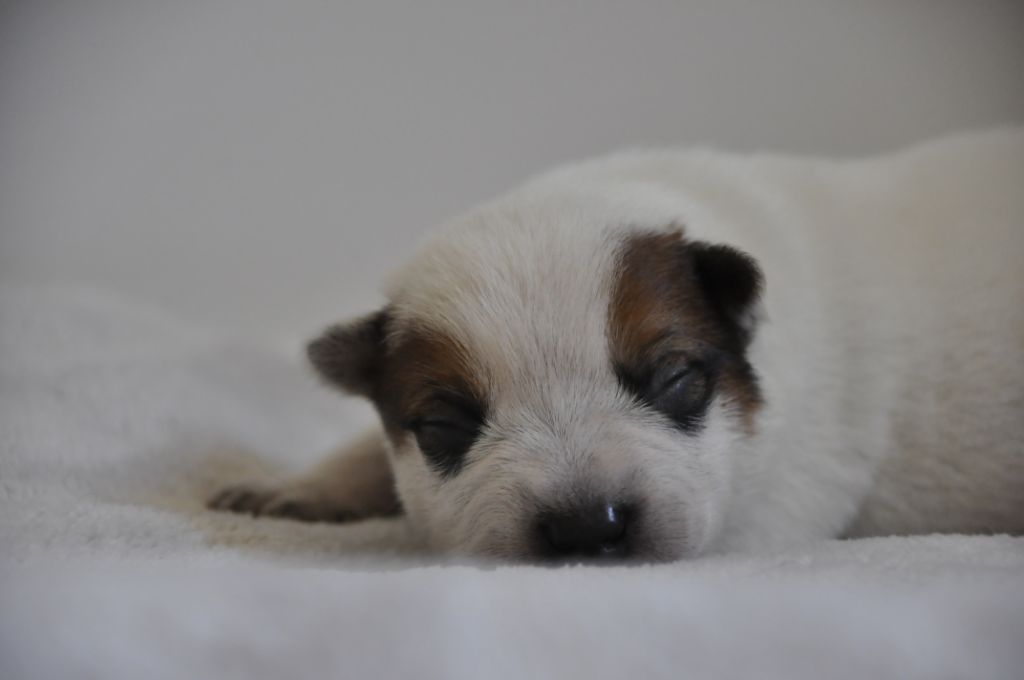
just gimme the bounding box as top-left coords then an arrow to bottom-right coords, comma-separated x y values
609,228 -> 762,432
309,310 -> 487,468
373,321 -> 488,444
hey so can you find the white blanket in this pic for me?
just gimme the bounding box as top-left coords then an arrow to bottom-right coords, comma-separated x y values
1,283 -> 1022,679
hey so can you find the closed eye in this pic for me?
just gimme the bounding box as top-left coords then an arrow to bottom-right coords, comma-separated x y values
617,356 -> 716,433
408,404 -> 484,478
647,364 -> 713,430
416,417 -> 478,433
650,367 -> 695,397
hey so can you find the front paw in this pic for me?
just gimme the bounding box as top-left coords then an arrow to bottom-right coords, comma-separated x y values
207,484 -> 359,523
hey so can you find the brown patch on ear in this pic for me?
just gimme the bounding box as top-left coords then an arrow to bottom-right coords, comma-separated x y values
307,310 -> 389,397
609,228 -> 763,432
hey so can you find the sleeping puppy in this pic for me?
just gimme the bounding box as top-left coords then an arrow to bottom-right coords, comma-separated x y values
211,131 -> 1024,561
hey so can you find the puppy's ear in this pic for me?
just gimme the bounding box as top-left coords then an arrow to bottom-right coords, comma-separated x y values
688,242 -> 764,349
307,309 -> 389,398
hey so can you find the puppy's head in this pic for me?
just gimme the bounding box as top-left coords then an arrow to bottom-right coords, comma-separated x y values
309,208 -> 762,562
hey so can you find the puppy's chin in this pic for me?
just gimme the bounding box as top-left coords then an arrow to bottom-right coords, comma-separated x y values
455,533 -> 696,565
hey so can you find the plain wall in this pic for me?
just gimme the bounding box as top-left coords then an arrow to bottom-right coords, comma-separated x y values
2,0 -> 1022,348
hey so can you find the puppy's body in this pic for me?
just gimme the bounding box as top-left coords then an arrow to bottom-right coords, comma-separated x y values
213,130 -> 1024,560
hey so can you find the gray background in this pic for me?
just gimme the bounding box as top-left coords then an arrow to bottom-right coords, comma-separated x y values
2,1 -> 1022,348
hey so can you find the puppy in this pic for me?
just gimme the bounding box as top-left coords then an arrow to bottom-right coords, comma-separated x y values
211,130 -> 1024,561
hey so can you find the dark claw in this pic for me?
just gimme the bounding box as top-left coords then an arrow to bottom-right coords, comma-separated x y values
208,486 -> 270,515
208,486 -> 361,524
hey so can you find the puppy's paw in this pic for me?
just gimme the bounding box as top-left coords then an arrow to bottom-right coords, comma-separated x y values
207,484 -> 360,523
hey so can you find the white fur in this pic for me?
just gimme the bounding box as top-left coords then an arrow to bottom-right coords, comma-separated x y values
375,129 -> 1024,558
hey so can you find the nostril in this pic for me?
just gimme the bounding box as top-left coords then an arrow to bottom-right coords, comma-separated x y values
602,504 -> 626,537
540,520 -> 571,554
538,503 -> 629,558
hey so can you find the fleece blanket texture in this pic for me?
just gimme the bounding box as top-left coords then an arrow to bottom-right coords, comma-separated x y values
2,287 -> 1023,680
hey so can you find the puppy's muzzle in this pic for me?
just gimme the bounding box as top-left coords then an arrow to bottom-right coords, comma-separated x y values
537,502 -> 630,559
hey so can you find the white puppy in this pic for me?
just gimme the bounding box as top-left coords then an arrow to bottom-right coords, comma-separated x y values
212,130 -> 1024,561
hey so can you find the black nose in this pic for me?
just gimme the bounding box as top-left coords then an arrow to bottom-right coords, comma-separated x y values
538,503 -> 629,558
